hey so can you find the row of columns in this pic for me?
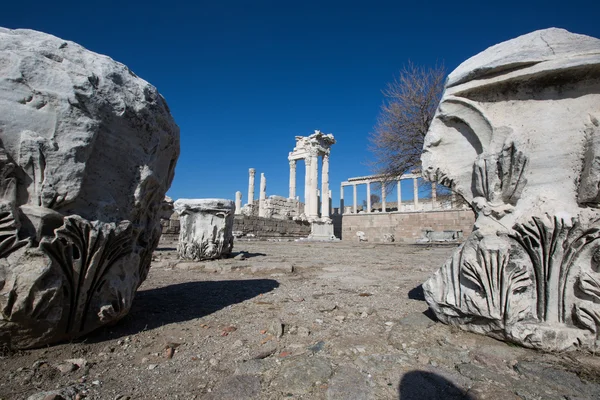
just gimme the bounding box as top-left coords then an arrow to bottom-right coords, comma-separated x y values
340,177 -> 437,214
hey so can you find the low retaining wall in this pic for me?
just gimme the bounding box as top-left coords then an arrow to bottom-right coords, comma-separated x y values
341,209 -> 475,243
233,215 -> 311,238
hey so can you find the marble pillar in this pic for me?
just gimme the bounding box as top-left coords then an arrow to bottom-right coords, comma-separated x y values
304,157 -> 311,216
366,181 -> 371,213
235,191 -> 242,214
413,177 -> 419,209
431,182 -> 437,209
397,180 -> 402,211
248,168 -> 255,206
289,159 -> 296,199
353,184 -> 357,213
382,183 -> 387,212
340,185 -> 345,215
321,154 -> 330,220
258,173 -> 267,217
309,152 -> 319,219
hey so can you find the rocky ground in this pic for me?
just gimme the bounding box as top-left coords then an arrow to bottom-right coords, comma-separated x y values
1,238 -> 600,400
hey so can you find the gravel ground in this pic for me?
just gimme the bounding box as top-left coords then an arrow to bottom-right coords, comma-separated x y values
1,238 -> 599,399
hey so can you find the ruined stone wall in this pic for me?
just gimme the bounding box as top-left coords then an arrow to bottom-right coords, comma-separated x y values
233,215 -> 310,238
161,212 -> 180,234
340,209 -> 475,243
242,196 -> 304,219
263,196 -> 304,219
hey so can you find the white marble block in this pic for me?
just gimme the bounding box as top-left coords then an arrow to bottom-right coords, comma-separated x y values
0,28 -> 179,349
421,28 -> 600,352
175,199 -> 235,260
308,221 -> 337,241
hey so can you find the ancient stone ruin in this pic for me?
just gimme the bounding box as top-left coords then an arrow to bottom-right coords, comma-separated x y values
0,28 -> 179,349
175,199 -> 235,260
422,28 -> 600,351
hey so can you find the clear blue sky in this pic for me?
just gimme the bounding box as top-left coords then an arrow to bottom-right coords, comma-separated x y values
2,0 -> 599,206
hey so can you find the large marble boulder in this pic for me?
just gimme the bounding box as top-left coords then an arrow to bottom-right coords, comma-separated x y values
0,28 -> 180,348
174,199 -> 235,260
421,28 -> 600,352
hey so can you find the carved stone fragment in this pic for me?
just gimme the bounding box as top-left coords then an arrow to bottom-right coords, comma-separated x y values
0,28 -> 179,348
174,199 -> 235,260
421,28 -> 600,352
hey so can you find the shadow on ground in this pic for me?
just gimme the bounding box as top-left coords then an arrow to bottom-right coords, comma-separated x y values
408,284 -> 425,301
83,279 -> 279,342
398,370 -> 474,399
232,251 -> 267,259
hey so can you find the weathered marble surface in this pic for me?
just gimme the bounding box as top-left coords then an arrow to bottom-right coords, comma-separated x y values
175,199 -> 235,260
0,28 -> 179,348
422,28 -> 600,352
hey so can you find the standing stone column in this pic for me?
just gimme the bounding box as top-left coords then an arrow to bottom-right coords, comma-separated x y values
289,159 -> 297,199
432,182 -> 437,209
366,181 -> 371,213
321,154 -> 330,220
304,157 -> 311,216
259,173 -> 267,217
235,191 -> 242,214
382,183 -> 387,212
353,184 -> 358,213
413,177 -> 419,209
309,152 -> 319,219
340,184 -> 345,215
248,168 -> 256,206
397,180 -> 402,211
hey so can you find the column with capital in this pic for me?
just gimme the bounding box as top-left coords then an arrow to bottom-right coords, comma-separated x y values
340,184 -> 345,214
289,159 -> 296,199
320,154 -> 330,220
382,183 -> 387,212
353,184 -> 357,214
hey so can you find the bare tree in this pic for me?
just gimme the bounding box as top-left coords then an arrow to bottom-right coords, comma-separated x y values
362,193 -> 381,210
369,62 -> 446,183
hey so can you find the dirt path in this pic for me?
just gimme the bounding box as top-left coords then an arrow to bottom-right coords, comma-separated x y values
1,239 -> 599,399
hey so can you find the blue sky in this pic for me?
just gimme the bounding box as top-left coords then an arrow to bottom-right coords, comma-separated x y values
2,0 -> 599,207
